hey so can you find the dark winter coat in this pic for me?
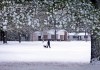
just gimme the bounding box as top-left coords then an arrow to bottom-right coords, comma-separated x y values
47,40 -> 50,45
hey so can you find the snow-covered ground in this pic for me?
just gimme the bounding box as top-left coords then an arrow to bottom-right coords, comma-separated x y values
1,41 -> 100,70
0,61 -> 100,70
0,41 -> 91,63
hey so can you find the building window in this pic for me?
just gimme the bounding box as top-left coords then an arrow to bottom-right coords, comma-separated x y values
84,36 -> 88,38
73,36 -> 77,38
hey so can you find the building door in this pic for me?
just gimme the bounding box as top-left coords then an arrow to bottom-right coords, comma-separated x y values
60,35 -> 64,41
38,36 -> 41,41
43,35 -> 48,41
51,35 -> 55,41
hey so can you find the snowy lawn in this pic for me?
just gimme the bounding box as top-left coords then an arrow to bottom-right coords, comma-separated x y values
1,62 -> 100,70
0,41 -> 91,63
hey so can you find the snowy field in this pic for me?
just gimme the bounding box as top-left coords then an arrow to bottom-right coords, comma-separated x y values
1,41 -> 100,70
0,62 -> 100,70
0,41 -> 91,63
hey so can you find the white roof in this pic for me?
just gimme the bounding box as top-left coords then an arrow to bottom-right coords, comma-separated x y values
48,29 -> 67,35
78,33 -> 89,35
34,31 -> 41,33
34,31 -> 42,36
68,33 -> 77,35
57,29 -> 67,35
48,29 -> 55,35
68,32 -> 89,36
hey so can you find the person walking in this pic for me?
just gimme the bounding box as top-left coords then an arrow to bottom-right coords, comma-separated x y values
47,39 -> 51,48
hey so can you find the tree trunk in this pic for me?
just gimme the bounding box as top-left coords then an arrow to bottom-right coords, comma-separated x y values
18,32 -> 21,43
91,33 -> 100,60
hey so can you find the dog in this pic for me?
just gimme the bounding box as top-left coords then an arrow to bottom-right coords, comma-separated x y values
43,45 -> 48,48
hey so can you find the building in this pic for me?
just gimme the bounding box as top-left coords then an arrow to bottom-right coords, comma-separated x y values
33,31 -> 42,41
56,29 -> 67,41
68,32 -> 91,41
47,29 -> 55,41
32,30 -> 91,41
32,29 -> 68,41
